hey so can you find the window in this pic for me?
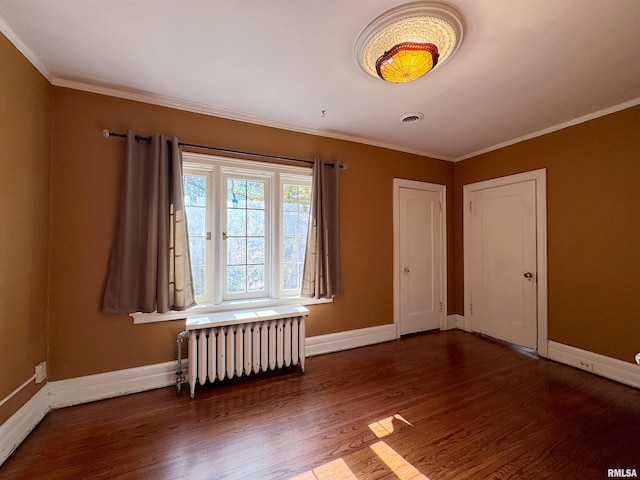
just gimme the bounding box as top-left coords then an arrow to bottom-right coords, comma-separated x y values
183,152 -> 312,307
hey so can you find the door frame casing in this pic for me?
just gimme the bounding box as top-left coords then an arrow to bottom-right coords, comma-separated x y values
393,179 -> 447,339
463,169 -> 548,357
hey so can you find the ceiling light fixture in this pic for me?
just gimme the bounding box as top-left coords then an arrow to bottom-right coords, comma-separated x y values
356,2 -> 465,83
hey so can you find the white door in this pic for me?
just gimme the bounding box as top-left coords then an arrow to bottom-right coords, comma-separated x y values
397,185 -> 443,335
469,180 -> 537,348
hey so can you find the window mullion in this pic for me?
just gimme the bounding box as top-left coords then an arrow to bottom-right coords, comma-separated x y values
204,168 -> 214,304
213,166 -> 224,305
272,173 -> 281,299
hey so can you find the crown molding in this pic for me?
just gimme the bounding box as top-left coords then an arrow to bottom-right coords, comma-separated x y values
455,96 -> 640,162
51,76 -> 452,162
0,14 -> 52,82
50,76 -> 640,164
6,15 -> 637,165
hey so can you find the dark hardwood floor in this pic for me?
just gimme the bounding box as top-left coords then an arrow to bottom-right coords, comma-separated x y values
3,331 -> 639,479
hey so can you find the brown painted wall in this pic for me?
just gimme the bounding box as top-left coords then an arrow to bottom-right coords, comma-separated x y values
0,34 -> 50,423
454,105 -> 640,363
48,87 -> 455,380
4,27 -> 638,425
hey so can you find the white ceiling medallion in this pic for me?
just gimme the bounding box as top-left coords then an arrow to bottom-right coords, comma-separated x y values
355,2 -> 465,83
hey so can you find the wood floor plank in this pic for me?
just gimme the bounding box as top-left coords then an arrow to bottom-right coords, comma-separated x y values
2,331 -> 639,479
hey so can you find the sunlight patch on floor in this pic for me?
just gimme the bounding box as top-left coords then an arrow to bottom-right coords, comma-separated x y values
289,458 -> 358,480
290,413 -> 428,480
370,441 -> 429,480
368,413 -> 413,438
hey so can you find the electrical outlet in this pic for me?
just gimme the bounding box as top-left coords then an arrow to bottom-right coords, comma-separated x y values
35,361 -> 47,383
577,360 -> 593,371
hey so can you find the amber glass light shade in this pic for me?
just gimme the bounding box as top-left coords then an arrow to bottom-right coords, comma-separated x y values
375,42 -> 439,83
356,3 -> 465,84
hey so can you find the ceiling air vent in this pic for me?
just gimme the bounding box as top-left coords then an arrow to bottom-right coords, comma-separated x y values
401,113 -> 424,124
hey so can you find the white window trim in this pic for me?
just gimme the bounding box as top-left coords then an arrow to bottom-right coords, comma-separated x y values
131,152 -> 331,324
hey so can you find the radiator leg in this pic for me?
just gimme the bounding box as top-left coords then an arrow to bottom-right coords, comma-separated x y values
176,331 -> 188,395
189,332 -> 197,398
299,317 -> 306,373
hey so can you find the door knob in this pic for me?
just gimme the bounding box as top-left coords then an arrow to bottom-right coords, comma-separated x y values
524,272 -> 533,279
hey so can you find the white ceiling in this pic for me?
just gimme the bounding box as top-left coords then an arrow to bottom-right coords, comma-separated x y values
1,0 -> 640,161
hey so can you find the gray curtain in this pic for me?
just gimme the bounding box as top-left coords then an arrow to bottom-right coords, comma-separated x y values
102,131 -> 196,314
301,158 -> 344,299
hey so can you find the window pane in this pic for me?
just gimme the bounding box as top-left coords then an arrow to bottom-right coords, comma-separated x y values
227,209 -> 246,236
227,179 -> 247,209
184,172 -> 210,300
247,209 -> 264,236
282,263 -> 298,291
189,237 -> 205,266
283,187 -> 299,211
247,237 -> 265,264
297,237 -> 307,262
184,175 -> 206,206
283,236 -> 297,262
283,184 -> 310,212
227,237 -> 246,266
282,183 -> 311,292
247,181 -> 265,209
300,210 -> 310,232
247,265 -> 264,292
227,266 -> 246,294
225,176 -> 267,297
186,206 -> 206,237
283,211 -> 299,236
192,266 -> 205,297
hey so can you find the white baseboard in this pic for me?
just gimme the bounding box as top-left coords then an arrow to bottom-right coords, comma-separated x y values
49,359 -> 187,409
0,385 -> 50,466
3,333 -> 637,468
444,314 -> 464,330
46,325 -> 396,411
48,325 -> 397,411
305,324 -> 396,357
547,341 -> 640,389
47,323 -> 399,409
1,326 -> 395,466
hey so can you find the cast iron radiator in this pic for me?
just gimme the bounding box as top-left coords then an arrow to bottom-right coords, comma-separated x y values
177,305 -> 308,398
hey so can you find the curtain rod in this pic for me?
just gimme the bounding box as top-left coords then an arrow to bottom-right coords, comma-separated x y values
102,129 -> 346,169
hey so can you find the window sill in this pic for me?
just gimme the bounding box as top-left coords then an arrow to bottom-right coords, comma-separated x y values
130,296 -> 332,324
